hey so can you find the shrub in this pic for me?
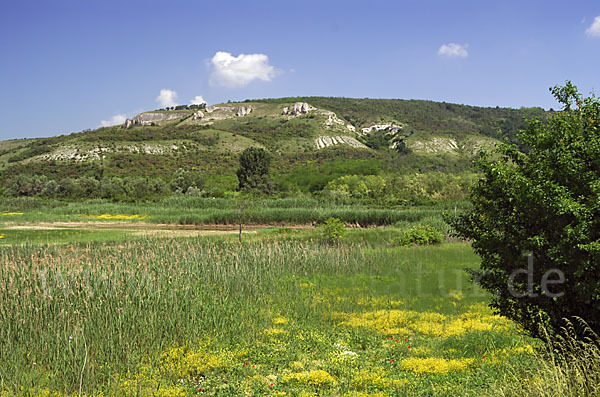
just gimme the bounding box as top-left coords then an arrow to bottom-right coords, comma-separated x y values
324,175 -> 386,199
321,217 -> 346,244
170,168 -> 205,195
448,82 -> 600,339
396,225 -> 443,246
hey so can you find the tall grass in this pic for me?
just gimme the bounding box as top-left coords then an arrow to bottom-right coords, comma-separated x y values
0,239 -> 373,392
0,238 -> 540,396
0,196 -> 453,226
490,319 -> 600,396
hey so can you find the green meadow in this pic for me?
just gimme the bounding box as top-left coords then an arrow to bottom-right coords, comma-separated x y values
0,224 -> 544,396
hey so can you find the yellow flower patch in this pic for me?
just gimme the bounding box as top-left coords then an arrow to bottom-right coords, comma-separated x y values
272,316 -> 289,325
344,392 -> 388,397
80,213 -> 147,220
159,347 -> 228,377
119,377 -> 187,397
341,305 -> 510,337
487,344 -> 536,363
1,212 -> 24,216
356,296 -> 404,309
282,370 -> 336,388
401,357 -> 474,374
264,327 -> 289,336
351,368 -> 411,391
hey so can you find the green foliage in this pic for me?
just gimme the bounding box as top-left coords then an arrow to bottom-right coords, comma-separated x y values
320,217 -> 346,243
391,127 -> 414,154
448,82 -> 600,339
255,96 -> 547,146
359,129 -> 393,150
7,141 -> 53,163
236,147 -> 273,193
170,168 -> 205,194
219,117 -> 316,147
396,225 -> 444,246
324,175 -> 386,199
2,175 -> 168,201
284,159 -> 383,193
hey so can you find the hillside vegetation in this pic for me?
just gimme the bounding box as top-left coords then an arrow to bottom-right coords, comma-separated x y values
0,97 -> 547,203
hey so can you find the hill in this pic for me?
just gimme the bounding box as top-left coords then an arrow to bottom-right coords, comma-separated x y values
0,97 -> 547,202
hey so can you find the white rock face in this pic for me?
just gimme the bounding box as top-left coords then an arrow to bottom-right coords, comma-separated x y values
346,124 -> 356,132
282,102 -> 314,116
410,137 -> 459,153
314,136 -> 368,149
205,106 -> 233,113
124,119 -> 133,128
202,106 -> 236,121
235,106 -> 252,117
40,143 -> 184,162
323,111 -> 345,127
293,102 -> 313,115
130,111 -> 190,126
193,110 -> 204,120
360,123 -> 403,134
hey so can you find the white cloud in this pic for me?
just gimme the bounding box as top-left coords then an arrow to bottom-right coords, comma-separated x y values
586,16 -> 600,37
189,95 -> 207,105
209,51 -> 277,88
100,114 -> 127,127
156,89 -> 178,107
438,43 -> 469,58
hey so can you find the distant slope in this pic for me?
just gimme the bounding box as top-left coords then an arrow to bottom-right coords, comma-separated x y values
252,97 -> 547,145
0,97 -> 548,196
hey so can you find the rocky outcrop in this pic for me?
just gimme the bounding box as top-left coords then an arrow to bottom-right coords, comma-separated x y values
282,102 -> 314,116
360,123 -> 403,134
127,111 -> 190,126
323,111 -> 345,127
235,106 -> 252,117
192,110 -> 204,120
409,137 -> 459,153
315,136 -> 368,149
205,106 -> 233,113
202,106 -> 236,121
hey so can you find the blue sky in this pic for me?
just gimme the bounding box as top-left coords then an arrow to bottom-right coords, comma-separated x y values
1,0 -> 599,139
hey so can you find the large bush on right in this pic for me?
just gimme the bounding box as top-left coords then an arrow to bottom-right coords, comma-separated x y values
448,82 -> 600,339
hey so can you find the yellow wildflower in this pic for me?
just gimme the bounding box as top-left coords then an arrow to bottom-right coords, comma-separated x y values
272,316 -> 289,325
264,327 -> 289,336
341,305 -> 510,337
352,368 -> 410,391
401,357 -> 474,374
84,213 -> 147,220
282,370 -> 336,388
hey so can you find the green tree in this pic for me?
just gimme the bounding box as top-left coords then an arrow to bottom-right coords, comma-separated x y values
170,168 -> 204,194
236,147 -> 272,193
448,82 -> 600,339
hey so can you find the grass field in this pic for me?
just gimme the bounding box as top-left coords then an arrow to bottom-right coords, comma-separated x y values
0,224 -> 543,396
0,197 -> 461,227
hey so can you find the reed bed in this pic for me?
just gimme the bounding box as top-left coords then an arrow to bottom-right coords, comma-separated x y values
0,239 -> 539,396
